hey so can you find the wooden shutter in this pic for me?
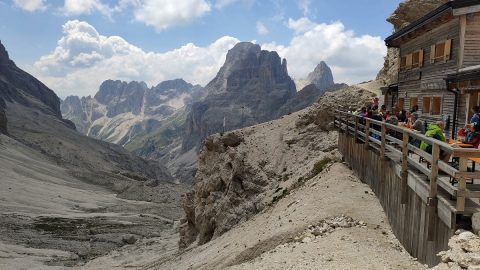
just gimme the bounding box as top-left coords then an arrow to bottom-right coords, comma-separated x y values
430,44 -> 436,63
444,39 -> 452,61
406,54 -> 413,70
419,49 -> 424,67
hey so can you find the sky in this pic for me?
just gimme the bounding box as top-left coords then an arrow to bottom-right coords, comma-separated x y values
0,0 -> 402,98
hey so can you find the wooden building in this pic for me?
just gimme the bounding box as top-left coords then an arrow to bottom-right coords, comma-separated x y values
384,0 -> 480,137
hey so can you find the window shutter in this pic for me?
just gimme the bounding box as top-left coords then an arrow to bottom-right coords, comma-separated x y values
419,49 -> 424,67
444,39 -> 452,61
406,54 -> 413,69
430,44 -> 436,63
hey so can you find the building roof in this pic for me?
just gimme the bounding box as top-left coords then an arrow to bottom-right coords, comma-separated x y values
446,65 -> 480,82
385,0 -> 480,47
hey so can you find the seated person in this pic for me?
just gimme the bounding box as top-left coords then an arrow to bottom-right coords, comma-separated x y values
462,122 -> 480,148
420,121 -> 450,162
470,106 -> 480,125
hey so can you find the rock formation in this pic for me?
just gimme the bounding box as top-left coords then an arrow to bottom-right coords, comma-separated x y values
179,85 -> 375,248
181,42 -> 297,152
306,61 -> 335,89
377,0 -> 449,85
0,98 -> 7,134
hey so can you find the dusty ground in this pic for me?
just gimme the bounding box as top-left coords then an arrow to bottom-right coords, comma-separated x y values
0,134 -> 185,269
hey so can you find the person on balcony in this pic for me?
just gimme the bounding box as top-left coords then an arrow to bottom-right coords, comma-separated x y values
462,122 -> 480,149
470,106 -> 480,125
420,121 -> 449,162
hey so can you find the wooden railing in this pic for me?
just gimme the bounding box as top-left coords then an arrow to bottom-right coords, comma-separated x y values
335,110 -> 480,212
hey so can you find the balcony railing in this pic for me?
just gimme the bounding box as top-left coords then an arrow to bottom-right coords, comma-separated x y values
335,110 -> 480,213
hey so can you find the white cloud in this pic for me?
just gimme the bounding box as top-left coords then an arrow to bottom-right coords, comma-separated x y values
62,0 -> 113,16
31,20 -> 239,98
13,0 -> 46,12
215,0 -> 238,8
263,17 -> 386,84
129,0 -> 211,31
256,21 -> 268,35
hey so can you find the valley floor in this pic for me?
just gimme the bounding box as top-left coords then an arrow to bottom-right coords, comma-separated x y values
84,163 -> 426,270
0,135 -> 182,269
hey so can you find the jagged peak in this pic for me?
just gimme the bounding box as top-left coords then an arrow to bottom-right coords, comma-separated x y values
0,40 -> 12,64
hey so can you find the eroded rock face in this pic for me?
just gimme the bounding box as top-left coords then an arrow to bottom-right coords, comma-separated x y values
377,0 -> 448,85
0,98 -> 7,134
182,42 -> 296,152
0,41 -> 61,118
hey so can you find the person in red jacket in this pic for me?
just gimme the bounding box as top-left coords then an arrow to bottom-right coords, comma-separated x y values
463,122 -> 480,148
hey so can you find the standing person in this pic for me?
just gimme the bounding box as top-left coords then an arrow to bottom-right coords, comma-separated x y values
470,106 -> 480,124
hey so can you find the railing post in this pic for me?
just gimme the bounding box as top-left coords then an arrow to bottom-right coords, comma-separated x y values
380,123 -> 386,158
457,157 -> 468,212
401,131 -> 409,204
427,143 -> 440,241
353,115 -> 358,143
364,119 -> 370,149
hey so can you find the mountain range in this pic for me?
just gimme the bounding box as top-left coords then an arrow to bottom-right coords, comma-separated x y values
61,42 -> 343,183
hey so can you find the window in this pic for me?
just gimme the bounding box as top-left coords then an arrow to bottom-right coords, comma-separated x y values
411,50 -> 424,68
398,97 -> 405,110
423,97 -> 431,113
400,56 -> 407,70
432,97 -> 442,115
400,49 -> 424,70
410,97 -> 418,110
422,96 -> 442,115
430,39 -> 452,63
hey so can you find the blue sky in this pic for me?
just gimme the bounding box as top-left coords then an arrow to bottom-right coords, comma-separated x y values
0,0 -> 402,97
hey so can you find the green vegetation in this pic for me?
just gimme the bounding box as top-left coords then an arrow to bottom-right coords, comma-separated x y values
311,157 -> 332,177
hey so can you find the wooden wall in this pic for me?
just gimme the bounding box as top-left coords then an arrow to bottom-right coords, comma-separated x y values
338,133 -> 453,266
463,12 -> 480,68
397,18 -> 468,135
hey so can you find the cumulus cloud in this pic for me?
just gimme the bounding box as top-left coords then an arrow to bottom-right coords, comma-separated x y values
262,17 -> 386,84
256,21 -> 268,35
13,0 -> 46,12
31,20 -> 239,98
128,0 -> 211,31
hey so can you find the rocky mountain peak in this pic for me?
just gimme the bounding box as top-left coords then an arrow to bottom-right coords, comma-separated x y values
153,78 -> 193,93
306,61 -> 334,90
0,41 -> 11,64
182,42 -> 296,151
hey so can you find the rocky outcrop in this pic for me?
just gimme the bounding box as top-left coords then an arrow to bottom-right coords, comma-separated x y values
432,230 -> 480,270
95,80 -> 148,117
278,83 -> 348,116
182,42 -> 296,152
178,86 -> 373,248
0,40 -> 61,118
377,0 -> 448,85
306,61 -> 335,90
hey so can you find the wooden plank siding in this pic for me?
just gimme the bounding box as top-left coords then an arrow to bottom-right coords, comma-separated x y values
396,18 -> 472,135
463,12 -> 480,68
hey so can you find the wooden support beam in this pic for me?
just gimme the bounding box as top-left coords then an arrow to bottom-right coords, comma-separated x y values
427,198 -> 437,241
354,116 -> 359,142
401,131 -> 409,204
457,157 -> 468,212
364,119 -> 370,150
381,123 -> 386,159
430,143 -> 440,198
